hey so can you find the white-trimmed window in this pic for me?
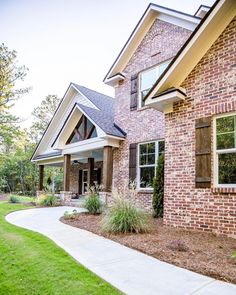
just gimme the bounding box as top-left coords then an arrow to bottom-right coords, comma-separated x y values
138,140 -> 164,189
214,112 -> 236,187
139,60 -> 171,108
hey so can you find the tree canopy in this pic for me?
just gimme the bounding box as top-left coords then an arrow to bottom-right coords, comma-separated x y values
30,94 -> 60,142
0,44 -> 62,195
0,43 -> 30,148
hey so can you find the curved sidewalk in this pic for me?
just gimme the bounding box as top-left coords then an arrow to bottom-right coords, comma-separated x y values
6,206 -> 236,295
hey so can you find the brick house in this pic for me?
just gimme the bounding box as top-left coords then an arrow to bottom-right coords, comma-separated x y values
32,0 -> 236,237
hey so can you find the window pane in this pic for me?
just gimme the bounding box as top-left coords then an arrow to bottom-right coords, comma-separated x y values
70,133 -> 78,144
84,182 -> 88,193
90,128 -> 97,138
140,154 -> 146,165
159,61 -> 170,75
147,154 -> 155,165
93,169 -> 98,182
217,133 -> 235,150
140,68 -> 157,91
140,167 -> 155,188
158,141 -> 165,154
78,119 -> 84,137
216,116 -> 235,133
147,142 -> 155,154
83,171 -> 88,182
140,144 -> 147,155
86,119 -> 93,134
218,153 -> 236,184
141,89 -> 150,106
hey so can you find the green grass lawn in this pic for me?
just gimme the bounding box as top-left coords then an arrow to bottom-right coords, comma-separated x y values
0,202 -> 121,295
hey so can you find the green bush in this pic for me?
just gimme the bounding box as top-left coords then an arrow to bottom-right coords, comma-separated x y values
84,193 -> 102,214
102,197 -> 150,234
39,195 -> 58,207
8,195 -> 20,203
152,153 -> 164,218
63,209 -> 79,220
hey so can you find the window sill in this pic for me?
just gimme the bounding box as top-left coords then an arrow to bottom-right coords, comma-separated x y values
212,187 -> 236,194
137,106 -> 150,112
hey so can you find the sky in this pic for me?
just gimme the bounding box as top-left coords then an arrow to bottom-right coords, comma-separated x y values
1,0 -> 215,127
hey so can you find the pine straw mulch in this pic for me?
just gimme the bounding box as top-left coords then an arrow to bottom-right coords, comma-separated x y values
61,213 -> 236,284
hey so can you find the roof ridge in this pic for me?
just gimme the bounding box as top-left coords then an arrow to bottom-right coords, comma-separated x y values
72,83 -> 114,100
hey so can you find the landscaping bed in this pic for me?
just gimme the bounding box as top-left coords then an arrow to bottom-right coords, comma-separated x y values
61,213 -> 236,284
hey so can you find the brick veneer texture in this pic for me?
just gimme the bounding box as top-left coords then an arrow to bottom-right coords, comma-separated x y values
164,18 -> 236,238
113,19 -> 192,210
70,161 -> 103,193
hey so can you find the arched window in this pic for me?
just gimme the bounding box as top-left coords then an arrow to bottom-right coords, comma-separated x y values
66,115 -> 97,144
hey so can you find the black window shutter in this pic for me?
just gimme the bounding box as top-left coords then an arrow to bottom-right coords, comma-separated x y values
195,117 -> 211,188
130,74 -> 138,111
129,143 -> 137,182
78,170 -> 83,194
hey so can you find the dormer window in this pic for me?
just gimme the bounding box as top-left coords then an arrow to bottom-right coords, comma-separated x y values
139,60 -> 171,108
66,115 -> 97,144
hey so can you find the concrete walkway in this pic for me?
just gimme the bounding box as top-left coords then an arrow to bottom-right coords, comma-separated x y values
6,206 -> 236,295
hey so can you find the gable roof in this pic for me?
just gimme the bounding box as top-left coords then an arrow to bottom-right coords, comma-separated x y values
71,84 -> 126,138
104,3 -> 201,86
145,0 -> 236,102
72,84 -> 114,113
31,83 -> 125,161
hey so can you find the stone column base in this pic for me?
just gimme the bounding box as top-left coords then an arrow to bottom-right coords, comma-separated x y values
99,191 -> 111,205
60,191 -> 72,205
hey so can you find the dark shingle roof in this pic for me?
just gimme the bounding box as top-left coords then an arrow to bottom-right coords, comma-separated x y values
73,84 -> 126,138
34,151 -> 62,160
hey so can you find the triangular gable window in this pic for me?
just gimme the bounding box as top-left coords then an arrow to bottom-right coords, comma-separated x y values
66,115 -> 97,144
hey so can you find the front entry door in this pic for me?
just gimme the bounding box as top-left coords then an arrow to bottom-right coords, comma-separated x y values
82,169 -> 88,194
81,168 -> 101,194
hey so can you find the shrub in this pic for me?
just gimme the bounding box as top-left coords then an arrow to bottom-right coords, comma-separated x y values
102,197 -> 150,234
152,153 -> 164,218
64,209 -> 79,220
39,195 -> 58,207
84,192 -> 102,214
167,239 -> 189,252
8,195 -> 20,203
232,251 -> 236,258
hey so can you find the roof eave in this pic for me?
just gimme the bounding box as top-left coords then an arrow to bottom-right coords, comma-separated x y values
104,3 -> 200,84
145,0 -> 236,101
30,83 -> 75,161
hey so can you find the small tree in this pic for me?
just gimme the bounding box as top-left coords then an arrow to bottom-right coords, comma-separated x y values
152,153 -> 164,218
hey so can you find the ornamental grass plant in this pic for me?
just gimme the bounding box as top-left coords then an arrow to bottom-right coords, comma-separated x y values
102,188 -> 151,234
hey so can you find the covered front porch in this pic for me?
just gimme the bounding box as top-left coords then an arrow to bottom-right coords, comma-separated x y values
31,83 -> 126,204
37,145 -> 114,204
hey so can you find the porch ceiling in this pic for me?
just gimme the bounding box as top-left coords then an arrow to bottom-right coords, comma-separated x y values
34,148 -> 104,166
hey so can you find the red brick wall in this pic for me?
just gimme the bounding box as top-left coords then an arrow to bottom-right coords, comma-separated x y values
113,19 -> 192,209
164,18 -> 236,238
70,161 -> 103,193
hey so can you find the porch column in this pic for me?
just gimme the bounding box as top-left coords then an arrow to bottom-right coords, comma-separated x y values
39,165 -> 44,191
103,146 -> 113,192
88,157 -> 94,188
63,154 -> 71,191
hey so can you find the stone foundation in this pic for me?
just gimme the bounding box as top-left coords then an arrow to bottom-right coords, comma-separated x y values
60,191 -> 72,205
99,191 -> 111,205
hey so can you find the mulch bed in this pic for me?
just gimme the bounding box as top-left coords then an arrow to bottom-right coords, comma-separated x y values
61,213 -> 236,284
